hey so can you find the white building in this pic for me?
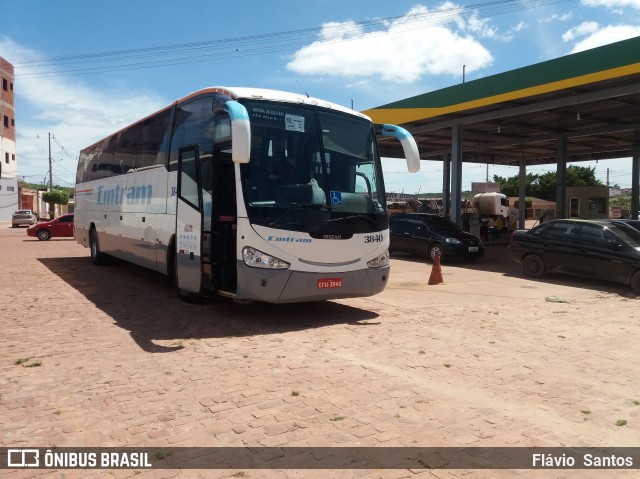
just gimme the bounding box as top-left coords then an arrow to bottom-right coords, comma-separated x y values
0,56 -> 18,220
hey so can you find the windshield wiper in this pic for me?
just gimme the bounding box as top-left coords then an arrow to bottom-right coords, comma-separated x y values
269,203 -> 326,228
321,214 -> 379,226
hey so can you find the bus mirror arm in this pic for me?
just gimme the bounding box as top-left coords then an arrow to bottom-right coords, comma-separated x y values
376,124 -> 420,173
225,101 -> 251,164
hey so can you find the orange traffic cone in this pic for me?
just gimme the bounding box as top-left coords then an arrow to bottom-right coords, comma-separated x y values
428,252 -> 444,285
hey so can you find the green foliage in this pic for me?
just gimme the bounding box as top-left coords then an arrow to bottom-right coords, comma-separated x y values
513,198 -> 533,208
42,190 -> 69,206
19,181 -> 74,198
494,165 -> 603,201
610,196 -> 631,208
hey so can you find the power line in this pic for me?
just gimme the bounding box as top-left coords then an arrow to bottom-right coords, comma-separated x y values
16,154 -> 47,161
52,136 -> 77,158
52,160 -> 76,175
52,174 -> 74,186
16,133 -> 44,140
18,173 -> 46,178
13,0 -> 574,79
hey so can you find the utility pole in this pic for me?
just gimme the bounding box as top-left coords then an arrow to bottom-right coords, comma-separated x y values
48,132 -> 53,192
48,132 -> 54,218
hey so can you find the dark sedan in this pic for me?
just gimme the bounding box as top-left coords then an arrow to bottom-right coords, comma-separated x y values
611,219 -> 640,233
389,213 -> 484,262
509,219 -> 640,294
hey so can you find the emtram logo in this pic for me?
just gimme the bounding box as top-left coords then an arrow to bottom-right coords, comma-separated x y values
7,449 -> 39,467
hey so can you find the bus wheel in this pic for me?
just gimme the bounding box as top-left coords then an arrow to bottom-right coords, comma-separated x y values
630,271 -> 640,296
90,228 -> 108,266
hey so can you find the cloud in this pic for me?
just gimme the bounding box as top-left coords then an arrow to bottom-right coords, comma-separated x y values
498,21 -> 528,42
465,11 -> 499,39
581,0 -> 640,9
562,21 -> 600,42
563,23 -> 640,52
540,11 -> 574,23
0,36 -> 167,183
286,5 -> 494,83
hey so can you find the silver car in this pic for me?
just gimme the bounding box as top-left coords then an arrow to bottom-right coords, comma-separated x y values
12,210 -> 38,227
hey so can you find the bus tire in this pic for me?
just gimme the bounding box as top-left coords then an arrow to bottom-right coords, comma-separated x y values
90,228 -> 108,266
167,238 -> 176,283
630,271 -> 640,296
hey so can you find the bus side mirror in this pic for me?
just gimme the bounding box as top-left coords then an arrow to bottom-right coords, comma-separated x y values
376,124 -> 420,173
224,101 -> 251,164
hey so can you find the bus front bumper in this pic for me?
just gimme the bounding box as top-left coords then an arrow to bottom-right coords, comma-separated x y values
235,262 -> 390,304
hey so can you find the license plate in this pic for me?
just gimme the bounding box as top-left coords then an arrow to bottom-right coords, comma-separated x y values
468,247 -> 479,252
318,278 -> 343,289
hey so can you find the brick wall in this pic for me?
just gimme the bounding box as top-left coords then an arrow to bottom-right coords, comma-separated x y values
1,56 -> 16,142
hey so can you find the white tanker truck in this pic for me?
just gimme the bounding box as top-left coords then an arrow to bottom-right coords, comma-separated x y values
472,192 -> 509,219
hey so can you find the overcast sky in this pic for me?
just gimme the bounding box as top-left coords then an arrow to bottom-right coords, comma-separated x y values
1,0 -> 638,192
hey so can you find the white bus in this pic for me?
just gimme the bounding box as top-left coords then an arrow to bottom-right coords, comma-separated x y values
74,87 -> 420,303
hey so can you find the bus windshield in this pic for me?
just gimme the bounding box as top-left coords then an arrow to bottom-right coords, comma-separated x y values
240,100 -> 387,234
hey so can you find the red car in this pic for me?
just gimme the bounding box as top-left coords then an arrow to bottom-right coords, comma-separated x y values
27,214 -> 74,240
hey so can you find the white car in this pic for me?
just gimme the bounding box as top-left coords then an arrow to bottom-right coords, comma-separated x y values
11,210 -> 38,227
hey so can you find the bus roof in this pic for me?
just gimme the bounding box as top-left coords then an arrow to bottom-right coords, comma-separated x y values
179,86 -> 370,120
81,86 -> 371,152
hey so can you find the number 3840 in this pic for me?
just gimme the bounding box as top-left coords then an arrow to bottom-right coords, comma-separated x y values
364,234 -> 383,244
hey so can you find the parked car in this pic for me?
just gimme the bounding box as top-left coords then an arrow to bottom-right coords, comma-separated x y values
27,214 -> 74,240
389,213 -> 484,262
11,210 -> 37,227
611,219 -> 640,233
508,219 -> 640,294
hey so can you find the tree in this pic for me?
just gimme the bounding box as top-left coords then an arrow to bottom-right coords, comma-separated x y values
566,165 -> 602,187
494,166 -> 602,201
493,175 -> 517,197
610,196 -> 631,208
42,190 -> 69,219
513,198 -> 533,209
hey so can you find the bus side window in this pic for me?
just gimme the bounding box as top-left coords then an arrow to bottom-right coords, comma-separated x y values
85,136 -> 116,181
140,108 -> 172,170
214,116 -> 231,143
212,115 -> 235,212
170,97 -> 215,173
116,126 -> 140,174
178,147 -> 201,210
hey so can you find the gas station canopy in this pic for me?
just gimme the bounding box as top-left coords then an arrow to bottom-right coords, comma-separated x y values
364,36 -> 640,168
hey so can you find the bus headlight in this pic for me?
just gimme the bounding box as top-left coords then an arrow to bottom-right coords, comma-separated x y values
242,247 -> 290,269
367,250 -> 390,268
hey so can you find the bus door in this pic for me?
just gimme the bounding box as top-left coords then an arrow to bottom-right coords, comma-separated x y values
175,146 -> 203,294
211,143 -> 237,293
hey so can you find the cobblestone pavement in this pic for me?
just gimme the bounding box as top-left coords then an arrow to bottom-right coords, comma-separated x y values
0,224 -> 638,479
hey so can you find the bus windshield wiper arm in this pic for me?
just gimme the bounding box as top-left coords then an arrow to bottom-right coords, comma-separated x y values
321,214 -> 378,226
269,203 -> 325,227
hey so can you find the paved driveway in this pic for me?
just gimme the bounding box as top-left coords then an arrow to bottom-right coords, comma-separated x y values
1,224 -> 638,478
